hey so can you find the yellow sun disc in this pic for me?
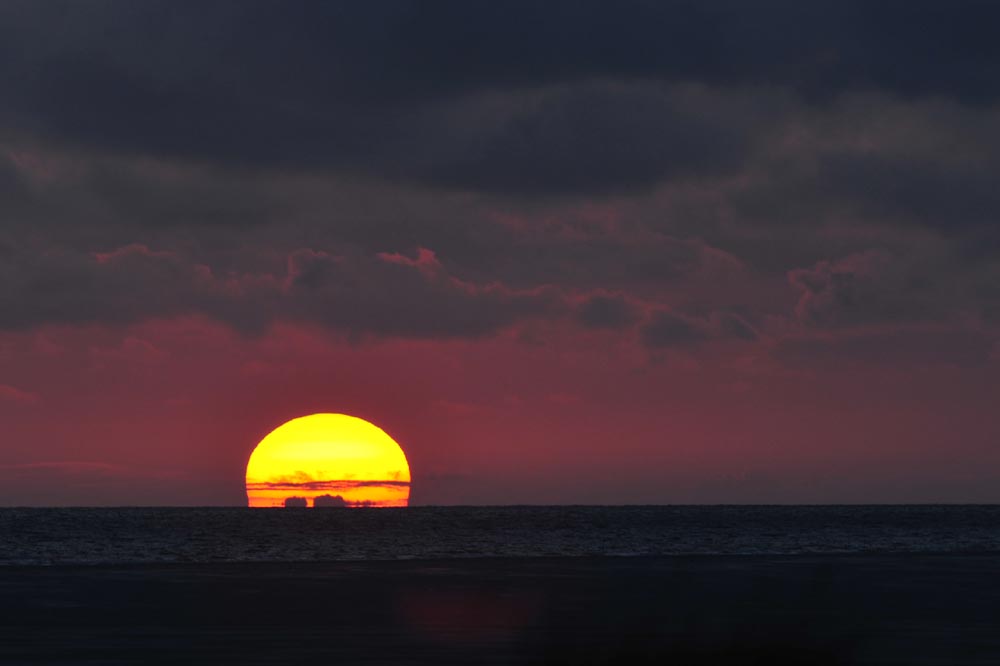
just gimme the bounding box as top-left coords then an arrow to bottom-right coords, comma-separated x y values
245,413 -> 411,508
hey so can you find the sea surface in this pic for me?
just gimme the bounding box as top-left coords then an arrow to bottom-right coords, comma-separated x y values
3,505 -> 1000,566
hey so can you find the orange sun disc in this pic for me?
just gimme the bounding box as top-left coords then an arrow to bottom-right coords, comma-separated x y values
245,413 -> 411,508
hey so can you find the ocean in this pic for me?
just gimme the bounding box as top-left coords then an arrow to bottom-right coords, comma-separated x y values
5,506 -> 1000,663
3,505 -> 1000,565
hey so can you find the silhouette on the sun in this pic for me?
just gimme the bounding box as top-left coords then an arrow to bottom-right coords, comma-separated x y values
313,494 -> 349,508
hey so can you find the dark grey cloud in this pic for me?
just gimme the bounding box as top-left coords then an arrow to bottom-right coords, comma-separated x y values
5,1 -> 1000,110
0,157 -> 26,210
415,84 -> 749,196
788,250 -> 958,328
0,244 -> 228,329
640,308 -> 760,348
0,236 -> 766,348
2,1 -> 1000,197
0,244 -> 563,339
710,311 -> 758,342
0,149 -> 292,240
976,264 -> 1000,325
731,124 -> 1000,238
284,248 -> 562,339
816,154 -> 1000,231
577,293 -> 641,329
2,80 -> 754,199
439,228 -> 743,292
640,310 -> 708,348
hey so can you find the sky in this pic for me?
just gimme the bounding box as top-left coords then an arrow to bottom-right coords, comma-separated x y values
1,0 -> 999,505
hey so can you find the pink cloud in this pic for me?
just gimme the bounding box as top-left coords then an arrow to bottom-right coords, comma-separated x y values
0,384 -> 38,405
376,247 -> 443,275
0,461 -> 121,474
92,243 -> 175,265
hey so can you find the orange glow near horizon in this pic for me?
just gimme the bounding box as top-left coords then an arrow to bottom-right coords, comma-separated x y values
245,413 -> 411,508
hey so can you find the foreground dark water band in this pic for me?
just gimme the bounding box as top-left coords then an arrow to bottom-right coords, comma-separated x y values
3,506 -> 1000,565
1,555 -> 998,665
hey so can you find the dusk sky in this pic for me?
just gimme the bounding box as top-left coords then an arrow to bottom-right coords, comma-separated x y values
2,0 -> 999,506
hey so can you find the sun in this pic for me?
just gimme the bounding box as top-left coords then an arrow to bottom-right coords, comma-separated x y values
245,414 -> 411,508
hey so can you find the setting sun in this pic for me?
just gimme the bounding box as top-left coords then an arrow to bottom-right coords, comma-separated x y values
245,414 -> 410,508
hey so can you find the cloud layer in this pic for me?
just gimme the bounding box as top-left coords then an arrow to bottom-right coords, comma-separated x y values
1,1 -> 999,503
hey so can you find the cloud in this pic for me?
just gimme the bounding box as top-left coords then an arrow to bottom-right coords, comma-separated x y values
710,312 -> 759,341
411,83 -> 749,196
283,248 -> 562,339
0,243 -> 251,330
788,250 -> 954,328
0,239 -> 768,346
0,147 -> 294,234
640,309 -> 758,348
312,494 -> 348,508
450,225 -> 743,292
640,310 -> 708,348
0,384 -> 38,405
576,293 -> 641,329
3,2 -> 1000,198
726,95 -> 1000,238
0,461 -> 123,476
0,243 -> 567,340
246,480 -> 411,491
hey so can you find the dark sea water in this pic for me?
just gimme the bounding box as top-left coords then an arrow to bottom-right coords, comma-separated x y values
3,505 -> 1000,565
